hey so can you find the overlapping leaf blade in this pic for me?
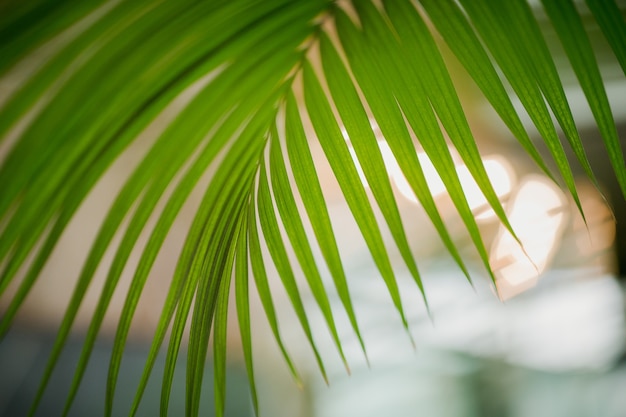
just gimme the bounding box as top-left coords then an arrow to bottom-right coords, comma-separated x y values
284,90 -> 367,359
69,24 -> 307,417
159,114 -> 270,416
107,85 -> 290,417
498,0 -> 598,186
0,0 -> 107,75
0,1 -> 624,416
18,13 -> 311,417
120,97 -> 278,417
333,7 -> 492,284
213,217 -> 241,417
234,213 -> 259,415
456,0 -> 586,214
0,0 -> 320,256
379,0 -> 519,243
319,31 -> 428,307
417,0 -> 555,182
541,0 -> 626,197
0,0 -> 318,299
0,1 -> 327,416
247,201 -> 302,387
586,0 -> 626,77
257,158 -> 329,382
303,57 -> 414,333
0,0 -> 194,227
329,9 -> 471,285
268,126 -> 349,371
186,175 -> 252,417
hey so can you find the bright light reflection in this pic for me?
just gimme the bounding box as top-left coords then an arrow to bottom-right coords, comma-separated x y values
490,176 -> 568,300
348,145 -> 367,186
381,144 -> 515,216
456,157 -> 515,220
343,123 -> 515,220
392,150 -> 448,203
347,139 -> 450,203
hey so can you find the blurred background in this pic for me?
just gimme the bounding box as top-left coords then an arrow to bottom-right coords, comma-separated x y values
2,1 -> 626,416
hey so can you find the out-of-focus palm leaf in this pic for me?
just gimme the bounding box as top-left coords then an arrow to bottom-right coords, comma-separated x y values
1,0 -> 624,416
542,0 -> 626,196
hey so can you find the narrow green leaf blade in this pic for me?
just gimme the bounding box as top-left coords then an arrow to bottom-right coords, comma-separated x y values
457,0 -> 586,215
107,85 -> 290,417
586,0 -> 626,77
187,196 -> 246,417
497,0 -> 598,186
257,159 -> 328,383
379,0 -> 518,244
269,127 -> 349,371
284,90 -> 367,360
302,59 -> 411,332
334,8 -> 492,285
213,217 -> 245,417
541,0 -> 626,197
319,31 -> 428,308
247,202 -> 302,387
162,131 -> 264,417
234,213 -> 259,415
418,0 -> 555,182
331,10 -> 472,285
0,0 -> 107,75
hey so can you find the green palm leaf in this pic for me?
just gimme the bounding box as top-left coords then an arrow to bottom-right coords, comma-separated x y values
1,0 -> 624,416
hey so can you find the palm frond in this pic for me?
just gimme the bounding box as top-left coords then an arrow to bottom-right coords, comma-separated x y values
1,0 -> 625,416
